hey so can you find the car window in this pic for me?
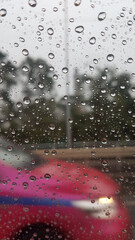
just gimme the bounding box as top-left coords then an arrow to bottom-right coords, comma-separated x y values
0,0 -> 135,239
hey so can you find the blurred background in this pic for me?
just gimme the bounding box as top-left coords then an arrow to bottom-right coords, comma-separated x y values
0,0 -> 135,236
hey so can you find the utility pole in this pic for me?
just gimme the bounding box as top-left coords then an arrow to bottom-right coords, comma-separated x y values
64,0 -> 72,148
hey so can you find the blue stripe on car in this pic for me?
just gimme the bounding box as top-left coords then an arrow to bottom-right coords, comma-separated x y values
0,196 -> 72,206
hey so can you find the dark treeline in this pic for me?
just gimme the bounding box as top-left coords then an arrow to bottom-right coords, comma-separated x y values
0,52 -> 135,145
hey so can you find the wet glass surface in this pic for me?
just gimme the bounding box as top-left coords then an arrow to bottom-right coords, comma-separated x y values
0,0 -> 135,239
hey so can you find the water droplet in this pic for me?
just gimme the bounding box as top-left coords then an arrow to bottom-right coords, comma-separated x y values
85,79 -> 91,84
0,76 -> 3,83
28,0 -> 37,7
49,124 -> 55,130
0,9 -> 7,17
98,12 -> 106,21
89,37 -> 96,45
44,173 -> 51,180
16,102 -> 23,108
131,87 -> 135,92
102,160 -> 108,167
93,58 -> 98,64
44,150 -> 49,155
51,150 -> 57,155
69,18 -> 74,23
19,37 -> 25,42
53,74 -> 58,80
53,7 -> 58,12
110,92 -> 116,97
75,25 -> 84,33
22,49 -> 29,56
29,176 -> 36,182
111,34 -> 117,39
127,57 -> 133,63
89,66 -> 94,71
7,145 -> 13,152
62,67 -> 68,74
38,25 -> 44,31
22,65 -> 29,72
48,53 -> 55,59
122,40 -> 127,45
127,20 -> 133,26
47,28 -> 54,35
68,118 -> 73,123
23,182 -> 29,187
107,54 -> 114,62
101,138 -> 107,144
24,138 -> 29,143
35,98 -> 39,103
74,0 -> 81,6
38,82 -> 45,89
23,97 -> 31,105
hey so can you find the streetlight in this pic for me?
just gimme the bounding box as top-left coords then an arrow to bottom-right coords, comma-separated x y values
64,0 -> 72,148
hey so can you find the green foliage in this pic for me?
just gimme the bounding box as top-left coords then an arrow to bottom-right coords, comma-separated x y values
0,50 -> 134,145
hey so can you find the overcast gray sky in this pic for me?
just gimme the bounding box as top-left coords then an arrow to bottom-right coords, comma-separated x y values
0,0 -> 135,98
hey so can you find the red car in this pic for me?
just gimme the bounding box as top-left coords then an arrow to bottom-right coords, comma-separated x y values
0,140 -> 132,240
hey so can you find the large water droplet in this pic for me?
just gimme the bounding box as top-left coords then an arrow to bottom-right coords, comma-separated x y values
22,49 -> 29,56
62,67 -> 68,74
22,65 -> 29,72
0,76 -> 3,84
28,0 -> 37,7
7,145 -> 13,152
0,9 -> 7,17
23,182 -> 29,187
44,173 -> 51,180
38,82 -> 45,89
16,102 -> 23,108
75,25 -> 84,33
74,0 -> 81,6
38,25 -> 44,31
98,12 -> 106,21
29,176 -> 36,182
47,28 -> 54,35
127,57 -> 133,63
89,37 -> 96,45
48,53 -> 55,59
106,54 -> 114,62
127,20 -> 133,26
49,124 -> 55,130
23,97 -> 31,105
122,40 -> 127,45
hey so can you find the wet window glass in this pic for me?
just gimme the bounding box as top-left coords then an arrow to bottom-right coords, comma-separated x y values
0,0 -> 134,239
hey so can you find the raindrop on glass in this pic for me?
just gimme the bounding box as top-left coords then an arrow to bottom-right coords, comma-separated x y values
62,67 -> 68,74
0,9 -> 7,17
98,12 -> 106,21
106,54 -> 114,62
23,97 -> 31,105
49,124 -> 55,130
22,49 -> 29,56
28,0 -> 37,7
89,37 -> 96,45
75,25 -> 84,33
47,28 -> 54,35
44,173 -> 51,180
38,25 -> 44,31
22,66 -> 29,72
74,0 -> 81,6
16,102 -> 23,108
127,57 -> 133,63
29,176 -> 36,182
38,82 -> 45,89
7,146 -> 13,152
